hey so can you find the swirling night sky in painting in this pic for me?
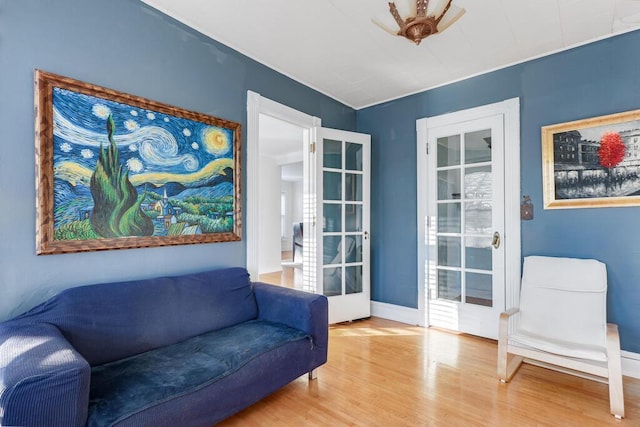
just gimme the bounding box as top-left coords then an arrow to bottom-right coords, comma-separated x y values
52,87 -> 235,238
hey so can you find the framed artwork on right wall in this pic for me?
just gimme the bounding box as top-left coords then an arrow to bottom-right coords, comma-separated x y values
542,108 -> 640,209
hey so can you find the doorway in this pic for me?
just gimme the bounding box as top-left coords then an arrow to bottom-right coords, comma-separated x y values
254,114 -> 306,288
246,91 -> 320,294
416,98 -> 521,340
247,92 -> 372,324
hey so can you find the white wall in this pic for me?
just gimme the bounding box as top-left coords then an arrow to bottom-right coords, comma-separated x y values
258,155 -> 283,274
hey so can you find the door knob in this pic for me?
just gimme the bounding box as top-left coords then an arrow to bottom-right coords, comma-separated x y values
491,231 -> 500,249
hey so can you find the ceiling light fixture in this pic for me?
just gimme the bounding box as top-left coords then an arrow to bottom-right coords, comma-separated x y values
373,0 -> 466,45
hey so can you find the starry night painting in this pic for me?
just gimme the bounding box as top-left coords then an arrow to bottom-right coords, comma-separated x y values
35,70 -> 241,255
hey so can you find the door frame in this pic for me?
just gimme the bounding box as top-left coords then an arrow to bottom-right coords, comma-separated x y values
246,91 -> 321,280
416,98 -> 521,328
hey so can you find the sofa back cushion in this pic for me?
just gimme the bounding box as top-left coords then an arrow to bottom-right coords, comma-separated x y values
15,267 -> 257,366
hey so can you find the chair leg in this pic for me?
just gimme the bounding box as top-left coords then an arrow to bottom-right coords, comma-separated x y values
606,324 -> 625,418
308,369 -> 317,380
498,311 -> 523,382
497,335 -> 509,381
498,349 -> 523,383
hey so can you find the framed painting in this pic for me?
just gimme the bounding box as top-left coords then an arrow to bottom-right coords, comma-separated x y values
35,70 -> 241,255
542,109 -> 640,209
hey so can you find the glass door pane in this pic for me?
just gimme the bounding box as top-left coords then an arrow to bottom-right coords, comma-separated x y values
435,128 -> 494,307
321,137 -> 365,298
423,108 -> 507,340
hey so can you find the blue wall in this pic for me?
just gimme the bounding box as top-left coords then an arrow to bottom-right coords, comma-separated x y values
0,0 -> 355,321
3,0 -> 638,353
357,30 -> 640,352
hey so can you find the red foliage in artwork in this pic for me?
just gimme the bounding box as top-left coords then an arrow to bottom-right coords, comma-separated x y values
598,132 -> 625,168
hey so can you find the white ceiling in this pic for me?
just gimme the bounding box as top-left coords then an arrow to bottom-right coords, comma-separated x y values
258,113 -> 305,165
281,162 -> 304,182
141,0 -> 640,109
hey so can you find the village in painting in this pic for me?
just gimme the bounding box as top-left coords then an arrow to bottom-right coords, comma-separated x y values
52,87 -> 235,241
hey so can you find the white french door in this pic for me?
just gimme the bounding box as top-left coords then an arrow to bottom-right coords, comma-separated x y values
246,92 -> 373,325
418,99 -> 521,340
426,115 -> 505,339
315,127 -> 371,324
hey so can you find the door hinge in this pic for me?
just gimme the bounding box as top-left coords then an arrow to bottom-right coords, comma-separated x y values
310,142 -> 316,153
426,143 -> 429,155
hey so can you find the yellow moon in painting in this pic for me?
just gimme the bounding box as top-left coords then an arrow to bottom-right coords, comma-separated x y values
203,127 -> 230,156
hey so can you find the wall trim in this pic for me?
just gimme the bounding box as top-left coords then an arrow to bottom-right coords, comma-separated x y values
371,301 -> 421,326
622,350 -> 640,379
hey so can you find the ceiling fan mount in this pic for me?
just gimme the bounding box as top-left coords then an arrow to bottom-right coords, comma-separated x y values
376,0 -> 465,45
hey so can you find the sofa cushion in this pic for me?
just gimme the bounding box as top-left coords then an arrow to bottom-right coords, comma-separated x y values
15,267 -> 257,366
86,319 -> 310,427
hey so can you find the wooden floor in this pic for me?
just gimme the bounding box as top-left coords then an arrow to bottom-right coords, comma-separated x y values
219,317 -> 640,426
258,269 -> 295,288
258,251 -> 296,288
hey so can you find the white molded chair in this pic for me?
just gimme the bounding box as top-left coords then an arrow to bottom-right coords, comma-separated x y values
497,256 -> 624,419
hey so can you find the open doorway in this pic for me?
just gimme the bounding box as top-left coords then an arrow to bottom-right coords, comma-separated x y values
246,91 -> 321,295
247,91 -> 373,323
256,114 -> 305,288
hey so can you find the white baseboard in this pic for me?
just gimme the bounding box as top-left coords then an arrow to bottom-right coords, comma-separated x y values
370,302 -> 640,380
370,301 -> 421,326
622,350 -> 640,379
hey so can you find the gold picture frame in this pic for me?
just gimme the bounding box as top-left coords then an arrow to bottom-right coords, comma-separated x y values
542,109 -> 640,209
35,70 -> 242,255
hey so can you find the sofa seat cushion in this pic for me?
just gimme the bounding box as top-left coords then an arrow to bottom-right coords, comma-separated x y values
87,320 -> 310,427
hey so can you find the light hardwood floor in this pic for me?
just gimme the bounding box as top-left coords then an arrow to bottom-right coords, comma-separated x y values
258,269 -> 295,288
257,251 -> 297,288
219,317 -> 640,426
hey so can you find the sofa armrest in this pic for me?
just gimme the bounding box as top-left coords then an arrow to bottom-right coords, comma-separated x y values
0,322 -> 90,427
253,282 -> 328,363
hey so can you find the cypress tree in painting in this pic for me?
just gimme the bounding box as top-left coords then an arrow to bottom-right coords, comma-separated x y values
90,114 -> 154,238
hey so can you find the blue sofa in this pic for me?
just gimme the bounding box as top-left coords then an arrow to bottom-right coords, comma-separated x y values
0,267 -> 328,426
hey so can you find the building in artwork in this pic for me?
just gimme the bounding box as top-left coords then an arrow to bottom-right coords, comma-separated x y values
619,128 -> 640,167
554,128 -> 640,168
154,188 -> 175,216
553,131 -> 599,167
168,222 -> 202,236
